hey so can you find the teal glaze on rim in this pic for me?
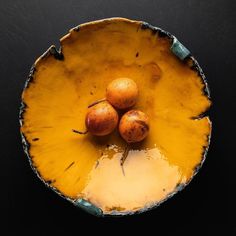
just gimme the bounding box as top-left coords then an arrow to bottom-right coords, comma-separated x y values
20,18 -> 211,216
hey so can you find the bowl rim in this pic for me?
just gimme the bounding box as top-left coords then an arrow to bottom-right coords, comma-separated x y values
19,17 -> 211,217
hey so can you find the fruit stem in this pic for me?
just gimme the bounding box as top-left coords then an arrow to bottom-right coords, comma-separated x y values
72,129 -> 88,135
120,145 -> 130,166
120,145 -> 130,176
88,98 -> 106,108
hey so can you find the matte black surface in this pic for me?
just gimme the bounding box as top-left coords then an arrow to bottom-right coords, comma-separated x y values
1,0 -> 235,234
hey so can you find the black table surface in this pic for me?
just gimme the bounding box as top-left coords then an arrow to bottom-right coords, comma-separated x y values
1,0 -> 235,234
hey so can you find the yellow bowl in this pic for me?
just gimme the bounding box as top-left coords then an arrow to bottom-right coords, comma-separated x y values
20,18 -> 211,216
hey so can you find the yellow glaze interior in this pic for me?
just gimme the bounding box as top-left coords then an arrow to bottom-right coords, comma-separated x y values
21,18 -> 211,214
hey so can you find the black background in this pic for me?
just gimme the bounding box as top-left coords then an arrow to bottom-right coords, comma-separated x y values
1,0 -> 235,234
